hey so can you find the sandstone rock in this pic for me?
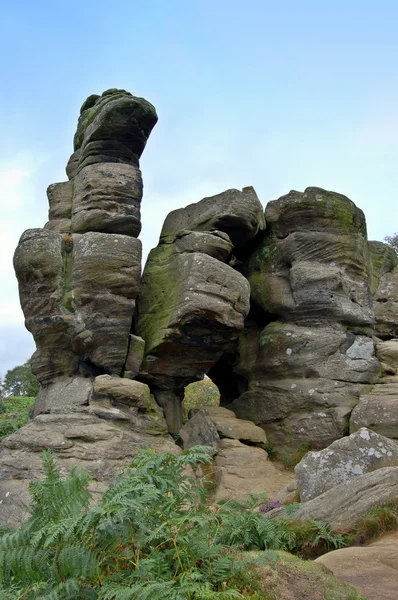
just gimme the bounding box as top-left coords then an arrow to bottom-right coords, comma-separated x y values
71,89 -> 158,175
179,409 -> 220,455
368,241 -> 397,294
270,467 -> 398,534
214,438 -> 292,502
376,339 -> 398,373
47,181 -> 73,220
14,89 -> 156,396
71,162 -> 142,237
244,188 -> 373,326
124,335 -> 145,379
350,378 -> 398,439
160,186 -> 265,247
71,232 -> 142,374
44,218 -> 72,234
202,405 -> 266,444
295,428 -> 398,502
228,322 -> 376,454
93,375 -> 152,408
174,230 -> 233,261
92,375 -> 167,435
316,532 -> 398,600
136,249 -> 250,390
0,407 -> 176,527
220,188 -> 384,455
373,266 -> 398,339
33,377 -> 93,416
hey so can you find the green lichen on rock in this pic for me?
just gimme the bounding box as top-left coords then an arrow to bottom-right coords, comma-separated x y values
135,244 -> 183,355
368,240 -> 398,294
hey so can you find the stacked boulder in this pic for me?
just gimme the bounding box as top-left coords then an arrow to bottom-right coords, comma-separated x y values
179,406 -> 292,502
221,188 -> 393,456
134,187 -> 264,432
2,89 -> 398,528
1,90 -> 179,528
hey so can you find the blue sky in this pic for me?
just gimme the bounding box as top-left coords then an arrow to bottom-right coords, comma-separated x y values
1,0 -> 397,375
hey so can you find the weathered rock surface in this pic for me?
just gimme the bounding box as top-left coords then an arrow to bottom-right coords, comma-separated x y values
269,467 -> 398,533
369,242 -> 398,339
350,341 -> 398,439
214,438 -> 291,502
219,188 -> 390,456
0,406 -> 176,528
202,405 -> 267,444
160,186 -> 265,247
316,532 -> 398,600
14,89 -> 155,396
295,428 -> 398,502
179,409 -> 220,455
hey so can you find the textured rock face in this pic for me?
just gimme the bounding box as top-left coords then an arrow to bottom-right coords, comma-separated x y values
7,90 -> 398,526
295,428 -> 398,502
270,467 -> 398,534
0,405 -> 175,528
14,89 -> 157,396
134,188 -> 261,431
223,187 -> 383,455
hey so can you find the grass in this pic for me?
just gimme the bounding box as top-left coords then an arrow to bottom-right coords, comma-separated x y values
346,500 -> 398,544
0,396 -> 35,441
231,551 -> 367,600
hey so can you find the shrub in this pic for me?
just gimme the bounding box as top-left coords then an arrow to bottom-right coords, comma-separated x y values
0,448 -> 347,599
182,378 -> 220,421
0,396 -> 35,442
351,500 -> 398,543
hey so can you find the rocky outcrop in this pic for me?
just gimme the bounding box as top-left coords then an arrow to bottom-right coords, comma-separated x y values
222,188 -> 383,456
294,428 -> 398,502
179,406 -> 291,501
0,404 -> 176,528
350,340 -> 398,438
270,467 -> 398,534
134,188 -> 264,432
6,89 -> 398,527
14,89 -> 157,396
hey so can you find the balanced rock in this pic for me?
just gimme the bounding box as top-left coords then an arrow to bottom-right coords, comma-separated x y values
295,428 -> 398,502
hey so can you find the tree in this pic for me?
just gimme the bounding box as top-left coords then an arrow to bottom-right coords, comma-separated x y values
3,361 -> 40,397
384,233 -> 398,256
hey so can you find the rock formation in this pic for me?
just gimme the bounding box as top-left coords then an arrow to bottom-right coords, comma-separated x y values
1,89 -> 398,526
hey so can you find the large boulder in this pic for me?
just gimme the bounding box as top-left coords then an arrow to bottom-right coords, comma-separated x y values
0,405 -> 175,528
349,341 -> 398,439
160,186 -> 265,248
270,467 -> 398,534
294,428 -> 398,502
214,438 -> 292,502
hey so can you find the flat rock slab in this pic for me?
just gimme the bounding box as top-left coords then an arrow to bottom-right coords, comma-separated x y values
295,428 -> 398,501
203,406 -> 266,444
316,531 -> 398,600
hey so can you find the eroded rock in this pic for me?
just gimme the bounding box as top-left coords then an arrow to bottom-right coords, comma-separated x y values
295,428 -> 398,502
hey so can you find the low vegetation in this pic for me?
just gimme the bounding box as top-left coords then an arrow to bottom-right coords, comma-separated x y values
0,396 -> 35,442
0,446 -> 358,600
182,378 -> 220,421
